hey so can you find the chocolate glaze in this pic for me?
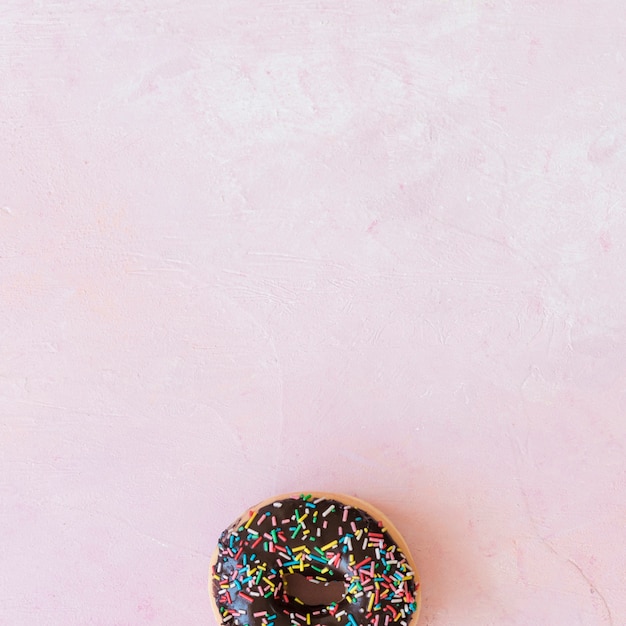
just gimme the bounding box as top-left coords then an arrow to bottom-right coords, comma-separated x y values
212,494 -> 418,626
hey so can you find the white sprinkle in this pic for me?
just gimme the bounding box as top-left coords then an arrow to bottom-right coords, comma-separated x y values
322,505 -> 334,517
273,502 -> 282,508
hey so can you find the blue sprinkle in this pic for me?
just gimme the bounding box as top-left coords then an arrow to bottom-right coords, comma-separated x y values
309,554 -> 327,564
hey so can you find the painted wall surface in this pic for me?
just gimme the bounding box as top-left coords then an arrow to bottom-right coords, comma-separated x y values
2,2 -> 626,624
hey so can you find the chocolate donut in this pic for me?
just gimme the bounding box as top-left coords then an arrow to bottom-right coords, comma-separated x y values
209,493 -> 420,626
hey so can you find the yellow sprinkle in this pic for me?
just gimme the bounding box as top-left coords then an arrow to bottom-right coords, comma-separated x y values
294,597 -> 304,605
321,540 -> 338,551
306,613 -> 311,625
292,545 -> 308,552
262,577 -> 275,589
299,513 -> 309,522
244,512 -> 257,528
368,593 -> 375,612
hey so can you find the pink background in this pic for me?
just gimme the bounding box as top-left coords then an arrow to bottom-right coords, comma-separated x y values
2,2 -> 626,624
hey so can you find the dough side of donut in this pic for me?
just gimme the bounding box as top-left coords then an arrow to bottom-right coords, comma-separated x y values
209,492 -> 421,626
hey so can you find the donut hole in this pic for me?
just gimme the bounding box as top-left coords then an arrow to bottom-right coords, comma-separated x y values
283,573 -> 346,606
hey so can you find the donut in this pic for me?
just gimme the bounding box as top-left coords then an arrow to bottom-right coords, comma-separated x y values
209,492 -> 420,626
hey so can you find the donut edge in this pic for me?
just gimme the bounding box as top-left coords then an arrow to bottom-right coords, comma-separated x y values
208,491 -> 421,626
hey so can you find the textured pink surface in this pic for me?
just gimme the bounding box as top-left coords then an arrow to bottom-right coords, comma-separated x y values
1,2 -> 626,624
